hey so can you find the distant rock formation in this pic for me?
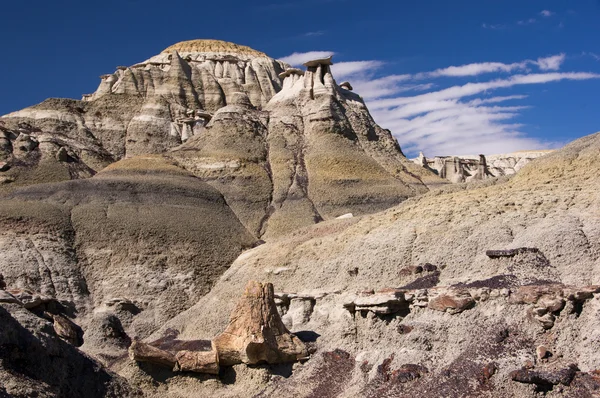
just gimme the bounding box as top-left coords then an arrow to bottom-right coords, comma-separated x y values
413,150 -> 553,183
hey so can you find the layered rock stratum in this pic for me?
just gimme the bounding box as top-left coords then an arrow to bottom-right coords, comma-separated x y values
1,39 -> 599,398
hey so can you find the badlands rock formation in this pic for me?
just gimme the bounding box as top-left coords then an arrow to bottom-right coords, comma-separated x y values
414,150 -> 553,183
1,39 -> 440,238
1,38 -> 598,398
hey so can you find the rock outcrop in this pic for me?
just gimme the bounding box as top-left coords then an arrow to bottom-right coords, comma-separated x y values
414,150 -> 553,183
0,155 -> 255,346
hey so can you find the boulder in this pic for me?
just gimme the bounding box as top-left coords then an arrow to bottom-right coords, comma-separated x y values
213,281 -> 308,366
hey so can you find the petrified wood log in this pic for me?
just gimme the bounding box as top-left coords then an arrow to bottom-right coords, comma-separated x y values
174,349 -> 219,374
213,280 -> 308,366
128,338 -> 177,368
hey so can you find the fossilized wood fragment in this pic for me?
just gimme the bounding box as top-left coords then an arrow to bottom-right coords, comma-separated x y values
213,280 -> 308,366
174,349 -> 219,374
128,338 -> 177,368
52,314 -> 84,347
510,365 -> 578,391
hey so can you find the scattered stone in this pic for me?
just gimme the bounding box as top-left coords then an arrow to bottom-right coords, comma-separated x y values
390,364 -> 429,383
350,289 -> 408,315
483,363 -> 497,379
397,324 -> 413,334
510,364 -> 578,392
0,161 -> 9,172
537,345 -> 551,360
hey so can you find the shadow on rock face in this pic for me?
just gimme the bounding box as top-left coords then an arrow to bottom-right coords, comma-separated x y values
0,305 -> 136,397
295,330 -> 321,343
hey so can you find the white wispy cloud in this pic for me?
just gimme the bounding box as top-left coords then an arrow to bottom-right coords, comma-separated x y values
370,72 -> 597,110
303,31 -> 325,37
469,95 -> 529,105
583,52 -> 600,61
420,61 -> 529,78
536,53 -> 566,71
279,51 -> 335,66
482,23 -> 506,30
331,61 -> 385,80
517,18 -> 537,25
276,50 -> 598,156
540,10 -> 554,17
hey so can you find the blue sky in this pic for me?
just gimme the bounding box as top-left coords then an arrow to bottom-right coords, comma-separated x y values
1,0 -> 599,156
